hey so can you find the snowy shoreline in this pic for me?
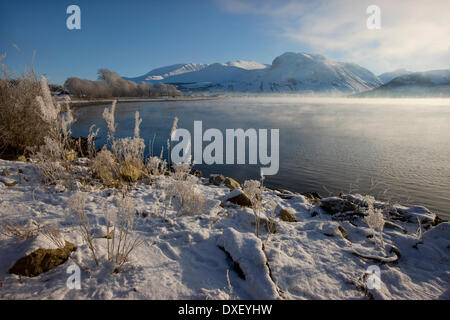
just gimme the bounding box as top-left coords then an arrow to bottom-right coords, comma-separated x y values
0,158 -> 449,300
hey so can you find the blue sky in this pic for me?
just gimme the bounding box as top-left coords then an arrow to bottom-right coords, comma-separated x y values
1,0 -> 449,84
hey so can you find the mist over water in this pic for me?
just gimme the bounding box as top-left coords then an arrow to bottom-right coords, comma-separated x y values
72,97 -> 450,220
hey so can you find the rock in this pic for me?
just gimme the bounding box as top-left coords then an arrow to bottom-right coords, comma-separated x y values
209,174 -> 225,186
320,197 -> 357,215
1,177 -> 17,187
9,241 -> 76,277
393,206 -> 436,225
384,221 -> 408,234
224,177 -> 240,190
301,192 -> 322,200
217,228 -> 280,300
431,215 -> 447,227
338,226 -> 348,239
17,155 -> 27,162
120,162 -> 141,182
193,170 -> 203,178
277,193 -> 294,200
222,189 -> 253,207
277,206 -> 297,222
1,169 -> 10,176
275,189 -> 294,199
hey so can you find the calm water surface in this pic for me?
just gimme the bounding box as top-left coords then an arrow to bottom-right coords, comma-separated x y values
72,97 -> 450,220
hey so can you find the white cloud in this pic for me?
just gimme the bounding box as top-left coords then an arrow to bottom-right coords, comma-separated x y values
217,0 -> 450,73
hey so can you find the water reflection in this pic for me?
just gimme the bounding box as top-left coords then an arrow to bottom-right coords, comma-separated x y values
72,97 -> 450,219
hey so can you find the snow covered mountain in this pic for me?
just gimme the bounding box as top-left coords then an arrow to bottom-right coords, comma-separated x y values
378,69 -> 413,84
124,52 -> 382,93
230,52 -> 382,93
357,69 -> 450,97
123,63 -> 208,83
124,61 -> 267,84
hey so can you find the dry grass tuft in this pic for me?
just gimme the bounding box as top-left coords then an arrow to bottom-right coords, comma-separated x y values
0,63 -> 51,155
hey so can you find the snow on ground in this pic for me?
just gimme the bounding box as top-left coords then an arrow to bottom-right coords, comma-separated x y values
0,159 -> 448,300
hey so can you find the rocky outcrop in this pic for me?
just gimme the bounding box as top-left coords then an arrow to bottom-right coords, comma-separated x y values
224,177 -> 240,190
222,189 -> 252,207
9,241 -> 77,277
209,174 -> 225,186
320,197 -> 358,215
209,174 -> 241,190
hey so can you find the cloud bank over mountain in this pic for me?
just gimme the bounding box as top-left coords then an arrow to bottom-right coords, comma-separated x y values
216,0 -> 450,74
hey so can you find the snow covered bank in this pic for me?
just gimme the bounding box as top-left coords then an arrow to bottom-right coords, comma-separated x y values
0,159 -> 448,300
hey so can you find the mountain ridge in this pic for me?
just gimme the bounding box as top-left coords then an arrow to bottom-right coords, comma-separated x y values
356,69 -> 450,97
123,52 -> 382,94
378,69 -> 413,84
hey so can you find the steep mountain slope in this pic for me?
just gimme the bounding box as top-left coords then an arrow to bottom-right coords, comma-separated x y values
157,61 -> 265,85
231,52 -> 382,93
123,63 -> 208,82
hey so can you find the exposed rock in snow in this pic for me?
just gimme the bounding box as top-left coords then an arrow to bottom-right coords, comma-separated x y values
394,205 -> 436,224
0,159 -> 448,300
209,174 -> 241,190
320,197 -> 358,215
223,177 -> 241,191
209,174 -> 225,186
221,189 -> 252,207
9,241 -> 76,277
217,228 -> 280,300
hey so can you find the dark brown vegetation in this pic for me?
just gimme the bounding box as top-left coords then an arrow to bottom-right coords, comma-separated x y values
65,69 -> 182,98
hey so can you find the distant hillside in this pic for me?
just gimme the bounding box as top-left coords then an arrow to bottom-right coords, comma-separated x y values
356,70 -> 450,97
123,63 -> 208,83
378,69 -> 413,84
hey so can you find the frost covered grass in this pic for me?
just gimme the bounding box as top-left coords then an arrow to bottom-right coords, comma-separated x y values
0,77 -> 212,280
0,156 -> 448,300
0,77 -> 448,300
363,196 -> 385,249
104,194 -> 145,270
0,60 -> 49,155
